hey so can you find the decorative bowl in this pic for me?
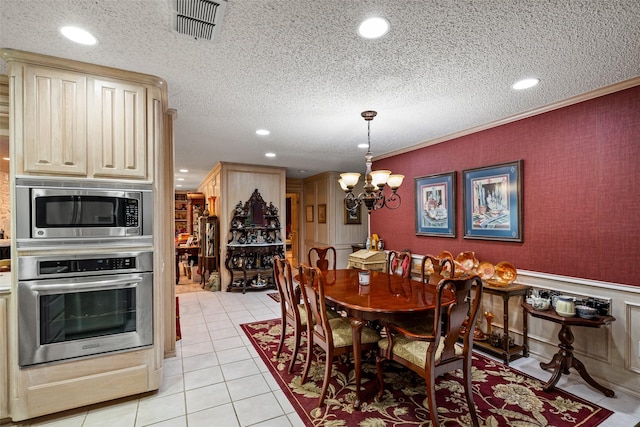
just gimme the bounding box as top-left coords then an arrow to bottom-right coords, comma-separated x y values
575,305 -> 598,319
486,261 -> 517,287
476,262 -> 495,280
455,251 -> 479,271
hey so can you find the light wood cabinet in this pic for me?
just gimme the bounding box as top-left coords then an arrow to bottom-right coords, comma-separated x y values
2,49 -> 155,181
22,66 -> 88,176
88,77 -> 147,179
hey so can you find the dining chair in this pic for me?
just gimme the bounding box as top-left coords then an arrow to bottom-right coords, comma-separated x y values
273,256 -> 307,373
387,250 -> 412,278
308,246 -> 337,271
298,263 -> 381,407
420,254 -> 455,285
376,275 -> 484,427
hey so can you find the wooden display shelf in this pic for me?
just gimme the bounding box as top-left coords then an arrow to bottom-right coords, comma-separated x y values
472,282 -> 530,365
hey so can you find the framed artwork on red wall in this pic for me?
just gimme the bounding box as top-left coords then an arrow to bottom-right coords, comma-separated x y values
415,172 -> 456,237
463,160 -> 523,242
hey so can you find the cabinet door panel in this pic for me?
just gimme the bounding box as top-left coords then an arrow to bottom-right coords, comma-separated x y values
23,66 -> 87,175
89,78 -> 147,179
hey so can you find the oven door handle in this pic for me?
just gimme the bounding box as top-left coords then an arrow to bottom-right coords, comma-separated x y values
26,274 -> 145,293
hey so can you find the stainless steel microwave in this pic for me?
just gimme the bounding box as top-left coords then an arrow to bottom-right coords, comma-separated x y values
15,178 -> 153,247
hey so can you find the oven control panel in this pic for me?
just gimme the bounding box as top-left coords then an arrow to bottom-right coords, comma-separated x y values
39,257 -> 137,275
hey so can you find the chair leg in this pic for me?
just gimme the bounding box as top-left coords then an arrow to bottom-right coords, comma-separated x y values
276,318 -> 287,358
288,325 -> 301,374
425,375 -> 440,427
375,354 -> 385,400
301,333 -> 313,385
463,360 -> 480,427
317,350 -> 333,407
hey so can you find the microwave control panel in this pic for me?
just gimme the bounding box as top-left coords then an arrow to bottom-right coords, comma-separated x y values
125,199 -> 139,227
39,257 -> 137,275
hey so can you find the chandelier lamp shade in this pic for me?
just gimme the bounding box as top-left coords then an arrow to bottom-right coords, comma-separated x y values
339,111 -> 404,213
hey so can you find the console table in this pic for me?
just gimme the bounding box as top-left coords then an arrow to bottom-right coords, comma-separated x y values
522,303 -> 616,397
473,282 -> 529,365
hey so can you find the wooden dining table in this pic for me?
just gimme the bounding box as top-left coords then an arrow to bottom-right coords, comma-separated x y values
315,268 -> 454,409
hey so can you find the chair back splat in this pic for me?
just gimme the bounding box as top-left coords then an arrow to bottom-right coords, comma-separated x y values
420,254 -> 455,285
387,250 -> 412,278
308,246 -> 337,271
376,275 -> 483,427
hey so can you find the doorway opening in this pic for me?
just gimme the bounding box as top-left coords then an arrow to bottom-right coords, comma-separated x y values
285,193 -> 299,267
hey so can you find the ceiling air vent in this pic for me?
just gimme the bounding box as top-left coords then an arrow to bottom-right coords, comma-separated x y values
172,0 -> 227,42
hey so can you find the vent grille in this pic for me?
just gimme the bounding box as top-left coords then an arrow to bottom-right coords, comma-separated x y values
173,0 -> 227,41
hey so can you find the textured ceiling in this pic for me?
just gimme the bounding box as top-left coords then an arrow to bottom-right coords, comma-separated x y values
1,0 -> 639,189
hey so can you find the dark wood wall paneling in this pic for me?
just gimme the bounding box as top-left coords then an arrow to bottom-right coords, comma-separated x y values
370,86 -> 640,286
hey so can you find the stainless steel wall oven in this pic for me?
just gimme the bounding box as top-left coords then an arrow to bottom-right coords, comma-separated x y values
18,251 -> 153,367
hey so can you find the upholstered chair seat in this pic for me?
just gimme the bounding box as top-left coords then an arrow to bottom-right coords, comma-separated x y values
378,335 -> 463,366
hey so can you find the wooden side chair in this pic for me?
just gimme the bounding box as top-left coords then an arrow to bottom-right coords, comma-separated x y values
387,250 -> 412,278
298,263 -> 381,407
376,275 -> 484,427
421,254 -> 455,285
308,246 -> 337,271
273,256 -> 307,373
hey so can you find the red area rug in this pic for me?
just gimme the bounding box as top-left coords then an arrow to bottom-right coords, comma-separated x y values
267,292 -> 280,303
241,318 -> 613,427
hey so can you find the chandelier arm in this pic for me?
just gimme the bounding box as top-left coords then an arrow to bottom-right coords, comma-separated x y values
385,192 -> 401,210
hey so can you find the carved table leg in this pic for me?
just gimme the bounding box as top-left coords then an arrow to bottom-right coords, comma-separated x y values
540,324 -> 573,391
522,305 -> 529,357
572,355 -> 615,397
539,324 -> 614,396
502,293 -> 510,364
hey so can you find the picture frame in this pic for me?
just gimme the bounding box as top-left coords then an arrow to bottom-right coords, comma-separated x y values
318,204 -> 327,224
463,160 -> 523,242
305,205 -> 314,222
344,201 -> 362,224
415,172 -> 456,237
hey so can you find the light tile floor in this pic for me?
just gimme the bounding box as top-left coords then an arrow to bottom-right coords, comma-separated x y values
3,288 -> 639,427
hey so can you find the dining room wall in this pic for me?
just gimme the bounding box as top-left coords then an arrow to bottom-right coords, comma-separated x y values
370,81 -> 640,288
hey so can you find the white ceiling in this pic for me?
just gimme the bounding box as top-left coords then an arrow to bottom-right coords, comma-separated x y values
1,1 -> 639,189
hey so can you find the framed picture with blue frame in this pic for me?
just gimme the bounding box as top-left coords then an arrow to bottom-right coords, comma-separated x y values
463,160 -> 523,242
415,172 -> 456,237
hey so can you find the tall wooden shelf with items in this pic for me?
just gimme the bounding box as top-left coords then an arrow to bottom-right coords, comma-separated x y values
199,215 -> 220,289
187,192 -> 204,235
174,191 -> 188,237
225,189 -> 284,293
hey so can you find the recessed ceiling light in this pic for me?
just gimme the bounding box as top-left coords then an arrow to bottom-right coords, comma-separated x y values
176,178 -> 184,181
358,17 -> 390,39
298,170 -> 307,173
179,169 -> 189,173
358,143 -> 369,149
60,26 -> 97,45
265,152 -> 276,158
256,129 -> 270,136
176,184 -> 183,188
512,78 -> 540,90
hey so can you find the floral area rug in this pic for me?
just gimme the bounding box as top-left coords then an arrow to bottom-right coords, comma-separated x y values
241,319 -> 612,427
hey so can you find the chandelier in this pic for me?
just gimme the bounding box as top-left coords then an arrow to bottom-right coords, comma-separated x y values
339,111 -> 404,213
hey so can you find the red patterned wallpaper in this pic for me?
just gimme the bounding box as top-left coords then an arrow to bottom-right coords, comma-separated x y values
370,85 -> 640,286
